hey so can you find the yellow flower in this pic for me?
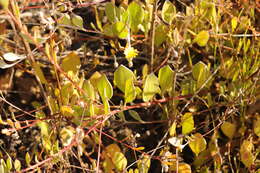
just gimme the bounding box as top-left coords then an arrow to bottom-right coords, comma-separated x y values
124,46 -> 138,61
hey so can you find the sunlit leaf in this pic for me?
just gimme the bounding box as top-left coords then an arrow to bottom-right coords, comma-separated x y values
103,144 -> 127,172
158,65 -> 175,95
182,113 -> 194,135
97,74 -> 113,113
189,133 -> 207,156
61,52 -> 81,73
105,2 -> 120,23
114,65 -> 136,93
112,21 -> 128,39
155,24 -> 167,47
221,122 -> 236,139
127,1 -> 144,32
169,121 -> 176,137
14,159 -> 21,171
161,0 -> 176,24
113,152 -> 127,171
193,30 -> 209,47
6,156 -> 12,171
192,61 -> 211,89
25,152 -> 31,166
169,162 -> 191,173
33,62 -> 47,84
71,14 -> 84,29
231,17 -> 238,32
125,78 -> 136,104
240,139 -> 254,168
58,13 -> 72,26
143,73 -> 161,102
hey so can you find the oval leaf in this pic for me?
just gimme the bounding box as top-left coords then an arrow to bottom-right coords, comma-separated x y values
127,1 -> 144,32
125,78 -> 136,104
114,65 -> 136,93
193,30 -> 209,47
112,21 -> 128,39
182,113 -> 194,135
162,0 -> 176,24
221,122 -> 236,139
158,65 -> 174,95
97,74 -> 113,100
61,52 -> 81,73
240,139 -> 254,168
143,73 -> 161,102
189,133 -> 207,156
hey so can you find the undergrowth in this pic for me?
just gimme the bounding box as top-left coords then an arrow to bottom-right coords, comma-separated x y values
0,0 -> 259,172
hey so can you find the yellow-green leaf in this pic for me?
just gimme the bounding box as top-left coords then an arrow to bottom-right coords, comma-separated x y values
221,122 -> 236,139
71,14 -> 84,29
113,152 -> 127,171
182,113 -> 194,135
14,159 -> 21,171
143,73 -> 161,102
61,52 -> 81,73
161,0 -> 176,24
231,17 -> 238,32
114,65 -> 136,93
240,139 -> 254,168
33,62 -> 47,84
193,30 -> 209,47
125,78 -> 136,104
158,65 -> 175,95
189,133 -> 207,156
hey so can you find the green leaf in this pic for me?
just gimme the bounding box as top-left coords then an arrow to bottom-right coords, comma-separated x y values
181,113 -> 194,135
129,110 -> 144,123
97,74 -> 113,113
158,65 -> 175,95
105,2 -> 120,23
221,122 -> 236,139
127,1 -> 144,32
125,78 -> 136,104
0,159 -> 7,173
83,80 -> 95,100
240,139 -> 254,168
113,152 -> 127,171
193,30 -> 209,47
253,117 -> 260,137
231,17 -> 238,32
25,152 -> 31,166
14,159 -> 21,171
189,133 -> 207,156
6,156 -> 12,171
58,14 -> 72,26
114,65 -> 136,93
161,0 -> 176,24
112,21 -> 128,39
33,62 -> 47,84
143,73 -> 161,102
71,14 -> 84,29
61,52 -> 81,73
155,24 -> 167,47
192,61 -> 211,89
